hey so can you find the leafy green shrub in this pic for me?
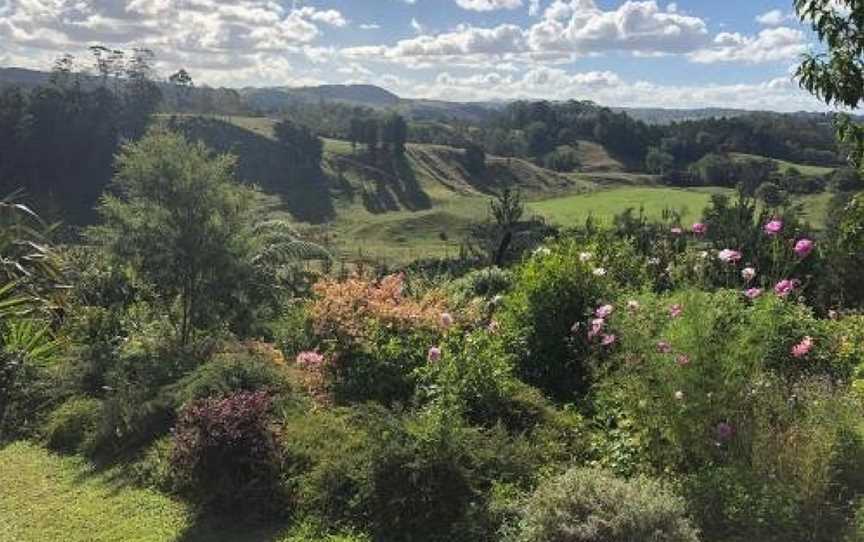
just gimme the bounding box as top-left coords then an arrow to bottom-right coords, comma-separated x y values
448,266 -> 513,303
499,239 -> 624,400
170,390 -> 284,515
42,397 -> 103,454
170,351 -> 291,406
330,323 -> 438,406
509,467 -> 699,542
597,289 -> 864,540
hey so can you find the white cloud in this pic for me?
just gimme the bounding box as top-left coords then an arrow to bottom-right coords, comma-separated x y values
411,17 -> 424,34
529,0 -> 541,16
381,67 -> 822,112
528,0 -> 709,55
0,0 -> 347,82
755,9 -> 793,26
690,27 -> 807,64
455,0 -> 522,10
344,0 -> 712,69
360,23 -> 381,30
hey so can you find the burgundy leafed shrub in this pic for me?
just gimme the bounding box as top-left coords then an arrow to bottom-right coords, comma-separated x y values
170,390 -> 284,514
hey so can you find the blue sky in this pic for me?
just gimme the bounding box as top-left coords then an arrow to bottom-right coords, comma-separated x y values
0,0 -> 834,110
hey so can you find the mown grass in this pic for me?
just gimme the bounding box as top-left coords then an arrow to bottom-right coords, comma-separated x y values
529,186 -> 732,227
0,442 -> 366,542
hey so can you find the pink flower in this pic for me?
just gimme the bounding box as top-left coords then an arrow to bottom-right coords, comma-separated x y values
676,354 -> 691,366
601,334 -> 617,346
764,219 -> 783,236
296,351 -> 326,368
587,318 -> 605,339
715,422 -> 735,442
440,312 -> 454,328
745,288 -> 763,300
427,347 -> 442,363
656,341 -> 673,354
718,249 -> 742,264
741,267 -> 756,282
669,304 -> 684,319
774,279 -> 799,298
791,336 -> 814,358
595,304 -> 614,318
794,238 -> 815,258
692,222 -> 707,235
671,227 -> 683,235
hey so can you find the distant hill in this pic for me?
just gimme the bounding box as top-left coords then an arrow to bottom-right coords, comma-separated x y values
615,107 -> 754,125
0,66 -> 841,126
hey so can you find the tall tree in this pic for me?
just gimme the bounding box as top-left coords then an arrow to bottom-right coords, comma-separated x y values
795,0 -> 864,165
91,130 -> 255,345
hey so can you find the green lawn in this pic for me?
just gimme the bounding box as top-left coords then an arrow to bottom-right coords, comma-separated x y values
529,186 -> 732,227
0,442 -> 365,542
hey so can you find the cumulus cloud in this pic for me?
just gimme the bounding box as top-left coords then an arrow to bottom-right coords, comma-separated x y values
455,0 -> 522,10
0,0 -> 347,82
755,9 -> 794,26
689,27 -> 807,64
381,67 -> 822,112
344,0 -> 711,68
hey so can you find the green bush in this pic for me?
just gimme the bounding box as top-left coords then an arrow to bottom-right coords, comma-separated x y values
596,289 -> 864,540
448,266 -> 513,303
331,324 -> 437,406
500,239 -> 624,401
509,467 -> 699,542
170,352 -> 292,406
42,397 -> 103,454
282,403 -> 566,541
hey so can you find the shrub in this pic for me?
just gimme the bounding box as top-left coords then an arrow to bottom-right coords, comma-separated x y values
42,397 -> 103,454
170,390 -> 283,514
448,266 -> 513,303
597,289 -> 864,540
170,350 -> 292,406
499,239 -> 632,400
509,467 -> 699,542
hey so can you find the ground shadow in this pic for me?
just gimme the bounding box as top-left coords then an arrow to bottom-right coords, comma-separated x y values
167,116 -> 336,224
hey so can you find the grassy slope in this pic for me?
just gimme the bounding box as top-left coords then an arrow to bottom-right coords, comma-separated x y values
0,442 -> 363,542
729,152 -> 836,177
178,116 -> 830,261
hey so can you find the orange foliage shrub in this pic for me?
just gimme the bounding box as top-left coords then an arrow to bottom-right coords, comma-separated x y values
310,273 -> 450,342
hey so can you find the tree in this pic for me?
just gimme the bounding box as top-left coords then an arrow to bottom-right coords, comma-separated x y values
382,113 -> 408,156
169,69 -> 195,111
755,181 -> 788,207
795,0 -> 864,166
645,147 -> 675,174
274,119 -> 323,169
92,130 -> 257,345
464,144 -> 486,176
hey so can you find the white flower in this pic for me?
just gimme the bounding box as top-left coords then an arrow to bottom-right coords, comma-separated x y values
593,267 -> 607,277
579,252 -> 593,263
741,267 -> 756,282
648,257 -> 661,265
533,247 -> 551,257
674,391 -> 684,401
699,251 -> 709,259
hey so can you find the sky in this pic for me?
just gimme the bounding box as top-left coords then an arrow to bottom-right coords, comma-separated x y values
0,0 -> 839,111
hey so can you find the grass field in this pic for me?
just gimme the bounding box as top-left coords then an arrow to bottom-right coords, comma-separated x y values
168,115 -> 833,263
729,153 -> 837,177
0,442 -> 364,542
529,186 -> 732,227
